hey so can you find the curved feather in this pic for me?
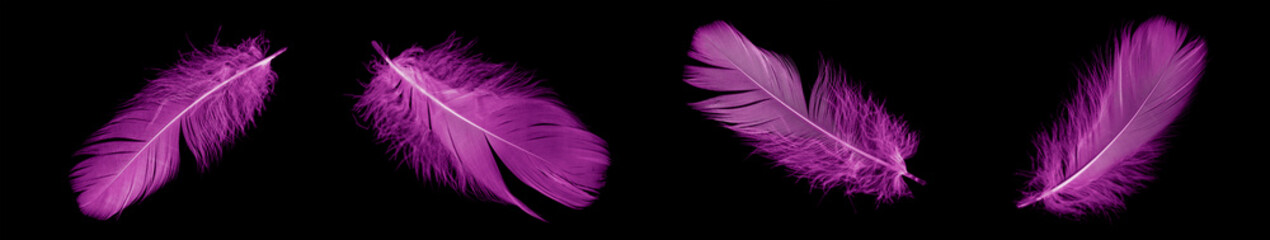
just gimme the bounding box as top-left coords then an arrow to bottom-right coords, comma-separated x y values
685,21 -> 921,201
1017,17 -> 1206,216
355,39 -> 609,220
70,38 -> 285,220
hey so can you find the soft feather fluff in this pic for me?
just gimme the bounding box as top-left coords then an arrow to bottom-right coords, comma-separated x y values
70,37 -> 284,219
1017,17 -> 1206,216
355,39 -> 609,220
686,21 -> 921,202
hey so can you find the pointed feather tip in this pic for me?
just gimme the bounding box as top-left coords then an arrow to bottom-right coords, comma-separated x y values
513,202 -> 545,221
1017,196 -> 1040,208
370,41 -> 390,61
901,172 -> 925,185
493,191 -> 544,221
263,47 -> 287,62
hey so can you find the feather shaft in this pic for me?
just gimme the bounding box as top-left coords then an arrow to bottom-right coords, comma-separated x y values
71,38 -> 284,219
1017,17 -> 1205,215
96,48 -> 287,191
686,21 -> 922,200
359,40 -> 609,221
732,64 -> 922,183
1018,78 -> 1170,208
371,42 -> 552,168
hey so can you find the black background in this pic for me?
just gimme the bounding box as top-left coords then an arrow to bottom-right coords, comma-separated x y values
2,3 -> 1259,235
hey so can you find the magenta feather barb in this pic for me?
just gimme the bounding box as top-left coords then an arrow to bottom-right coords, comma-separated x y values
1017,17 -> 1206,216
69,37 -> 285,220
685,21 -> 922,201
355,39 -> 609,220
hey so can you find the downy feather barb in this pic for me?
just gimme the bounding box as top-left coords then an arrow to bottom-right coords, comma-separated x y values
1017,17 -> 1206,216
685,21 -> 921,201
70,37 -> 284,220
355,39 -> 609,220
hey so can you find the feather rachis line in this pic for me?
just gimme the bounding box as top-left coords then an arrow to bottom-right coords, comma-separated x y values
84,48 -> 286,205
1019,54 -> 1175,208
372,42 -> 555,176
722,55 -> 920,184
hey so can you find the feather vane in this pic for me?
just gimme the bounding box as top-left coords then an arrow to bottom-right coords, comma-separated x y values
355,40 -> 609,220
70,38 -> 284,219
1017,17 -> 1206,216
685,21 -> 921,201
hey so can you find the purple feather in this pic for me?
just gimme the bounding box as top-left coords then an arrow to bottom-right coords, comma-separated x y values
1017,17 -> 1206,216
70,37 -> 285,220
355,39 -> 609,220
686,21 -> 921,202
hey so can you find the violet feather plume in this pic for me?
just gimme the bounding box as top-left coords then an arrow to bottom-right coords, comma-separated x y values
685,21 -> 922,201
355,40 -> 609,220
70,37 -> 285,220
1017,17 -> 1206,216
